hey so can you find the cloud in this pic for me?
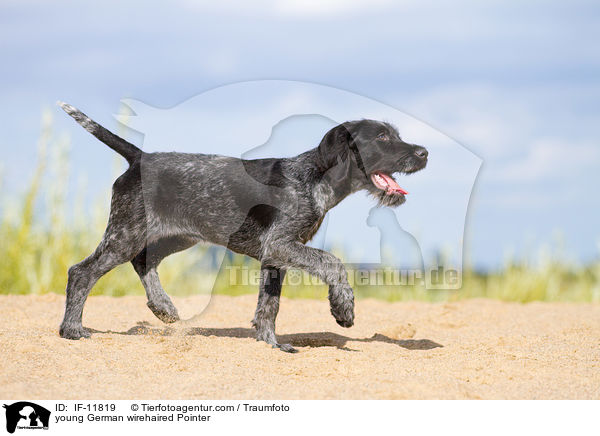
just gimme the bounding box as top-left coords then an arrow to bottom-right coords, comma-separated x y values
489,138 -> 600,183
272,0 -> 394,17
179,0 -> 396,18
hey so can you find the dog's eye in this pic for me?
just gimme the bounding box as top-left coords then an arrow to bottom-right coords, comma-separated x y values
377,133 -> 389,141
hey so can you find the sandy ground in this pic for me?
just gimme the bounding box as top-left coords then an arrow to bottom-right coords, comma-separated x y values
0,293 -> 599,399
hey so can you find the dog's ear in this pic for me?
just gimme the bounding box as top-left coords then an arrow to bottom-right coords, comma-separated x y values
317,122 -> 357,170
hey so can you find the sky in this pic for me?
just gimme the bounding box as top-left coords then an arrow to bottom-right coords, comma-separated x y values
1,0 -> 599,269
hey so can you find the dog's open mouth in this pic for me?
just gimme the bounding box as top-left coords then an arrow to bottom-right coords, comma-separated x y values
370,172 -> 408,195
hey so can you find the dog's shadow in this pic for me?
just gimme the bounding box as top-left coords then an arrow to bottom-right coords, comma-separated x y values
101,321 -> 443,352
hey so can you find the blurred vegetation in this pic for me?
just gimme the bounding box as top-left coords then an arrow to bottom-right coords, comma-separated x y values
1,112 -> 599,302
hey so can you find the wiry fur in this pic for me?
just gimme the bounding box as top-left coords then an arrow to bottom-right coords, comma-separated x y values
58,103 -> 428,353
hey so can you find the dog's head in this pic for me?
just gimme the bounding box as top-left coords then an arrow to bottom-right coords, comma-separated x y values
318,120 -> 428,207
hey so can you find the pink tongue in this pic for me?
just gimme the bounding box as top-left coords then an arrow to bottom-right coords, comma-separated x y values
379,173 -> 408,195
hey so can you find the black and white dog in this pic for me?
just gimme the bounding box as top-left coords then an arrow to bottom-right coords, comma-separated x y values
58,102 -> 428,352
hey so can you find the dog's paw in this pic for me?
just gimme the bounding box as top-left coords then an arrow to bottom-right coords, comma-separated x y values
255,329 -> 298,353
331,303 -> 355,328
335,317 -> 354,328
59,324 -> 91,340
274,343 -> 298,353
329,284 -> 355,328
147,299 -> 180,324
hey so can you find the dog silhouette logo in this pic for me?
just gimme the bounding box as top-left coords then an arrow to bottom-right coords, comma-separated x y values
3,402 -> 50,433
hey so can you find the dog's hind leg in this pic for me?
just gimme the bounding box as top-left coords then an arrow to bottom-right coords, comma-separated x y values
60,231 -> 145,340
252,265 -> 297,353
60,163 -> 149,339
131,236 -> 197,323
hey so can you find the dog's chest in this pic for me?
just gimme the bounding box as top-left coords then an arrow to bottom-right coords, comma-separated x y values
297,211 -> 326,244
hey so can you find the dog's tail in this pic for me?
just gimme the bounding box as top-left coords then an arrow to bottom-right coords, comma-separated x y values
57,101 -> 142,165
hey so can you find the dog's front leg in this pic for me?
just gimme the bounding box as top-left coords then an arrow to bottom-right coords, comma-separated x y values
263,241 -> 355,328
252,265 -> 297,353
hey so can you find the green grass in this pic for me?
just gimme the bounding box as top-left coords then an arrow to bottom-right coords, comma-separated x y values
1,112 -> 599,302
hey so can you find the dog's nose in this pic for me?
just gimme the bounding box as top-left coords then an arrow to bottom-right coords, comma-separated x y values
414,146 -> 428,159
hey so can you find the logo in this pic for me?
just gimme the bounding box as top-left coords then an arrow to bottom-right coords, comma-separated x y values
3,402 -> 50,434
117,80 -> 481,297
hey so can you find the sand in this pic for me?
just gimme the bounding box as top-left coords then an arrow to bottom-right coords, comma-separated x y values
0,294 -> 598,399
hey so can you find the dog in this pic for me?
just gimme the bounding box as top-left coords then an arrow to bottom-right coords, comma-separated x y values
58,102 -> 428,353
